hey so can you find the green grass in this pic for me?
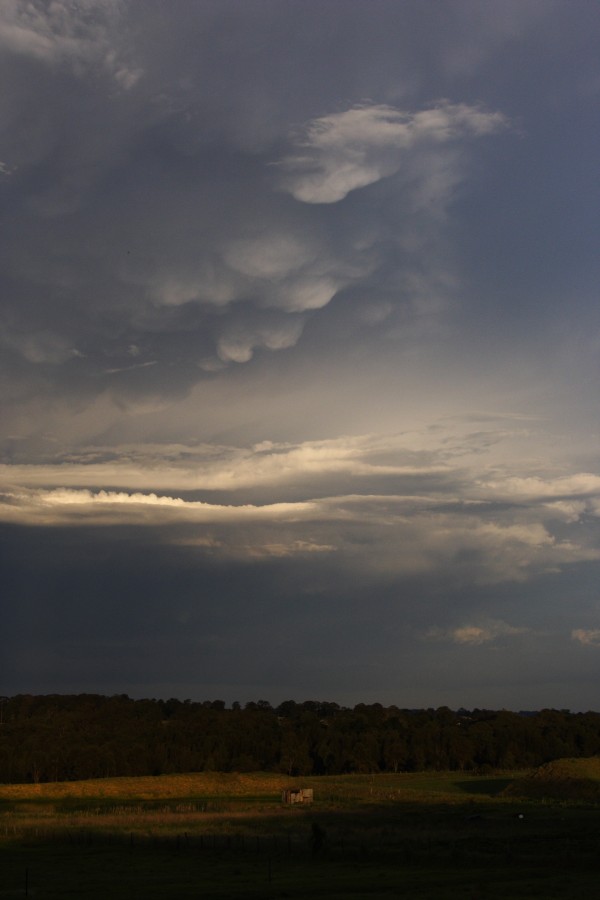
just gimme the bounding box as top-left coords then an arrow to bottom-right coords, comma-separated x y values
1,768 -> 600,897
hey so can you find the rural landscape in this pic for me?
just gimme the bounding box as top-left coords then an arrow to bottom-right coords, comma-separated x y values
2,2 -> 600,895
2,696 -> 600,897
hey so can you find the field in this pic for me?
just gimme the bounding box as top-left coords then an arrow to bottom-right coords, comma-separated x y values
2,767 -> 600,898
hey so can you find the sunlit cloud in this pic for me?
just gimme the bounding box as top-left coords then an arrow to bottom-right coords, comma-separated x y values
571,629 -> 600,647
246,539 -> 337,558
483,474 -> 600,502
2,424 -> 600,594
427,620 -> 528,645
277,102 -> 507,204
217,318 -> 305,363
1,475 -> 597,586
0,487 -> 320,527
0,432 -> 453,493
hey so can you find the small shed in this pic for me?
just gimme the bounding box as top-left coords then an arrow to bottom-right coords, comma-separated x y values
282,787 -> 314,805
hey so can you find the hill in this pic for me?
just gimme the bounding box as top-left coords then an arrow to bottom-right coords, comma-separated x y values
504,756 -> 600,801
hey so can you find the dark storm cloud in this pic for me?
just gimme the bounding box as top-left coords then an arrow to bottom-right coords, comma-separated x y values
0,0 -> 515,418
1,0 -> 599,709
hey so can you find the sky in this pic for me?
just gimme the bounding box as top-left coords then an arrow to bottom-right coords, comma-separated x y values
1,0 -> 600,711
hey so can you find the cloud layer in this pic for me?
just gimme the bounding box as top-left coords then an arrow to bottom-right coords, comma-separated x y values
1,0 -> 599,709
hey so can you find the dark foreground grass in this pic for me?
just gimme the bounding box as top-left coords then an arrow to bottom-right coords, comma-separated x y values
2,772 -> 600,898
2,825 -> 600,899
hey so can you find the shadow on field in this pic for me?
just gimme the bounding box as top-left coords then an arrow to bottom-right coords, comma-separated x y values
454,778 -> 513,796
4,794 -> 600,898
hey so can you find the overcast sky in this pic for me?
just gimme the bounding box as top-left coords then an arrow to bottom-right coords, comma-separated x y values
1,0 -> 599,710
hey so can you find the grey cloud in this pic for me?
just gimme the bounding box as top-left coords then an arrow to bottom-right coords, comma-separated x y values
1,1 -> 599,709
0,9 -> 513,435
3,330 -> 81,365
0,0 -> 140,84
3,514 -> 598,707
435,0 -> 560,77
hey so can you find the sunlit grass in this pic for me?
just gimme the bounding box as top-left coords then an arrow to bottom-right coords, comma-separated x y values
0,770 -> 291,801
0,770 -> 520,844
2,768 -> 600,897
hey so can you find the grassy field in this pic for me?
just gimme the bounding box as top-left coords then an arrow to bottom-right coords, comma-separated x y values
1,768 -> 600,898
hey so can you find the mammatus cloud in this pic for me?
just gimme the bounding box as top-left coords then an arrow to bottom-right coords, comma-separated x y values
151,235 -> 352,315
132,103 -> 509,369
0,91 -> 508,397
217,318 -> 305,363
572,629 -> 600,647
277,102 -> 508,204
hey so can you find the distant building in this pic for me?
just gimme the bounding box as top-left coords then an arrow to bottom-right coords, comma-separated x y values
282,788 -> 313,804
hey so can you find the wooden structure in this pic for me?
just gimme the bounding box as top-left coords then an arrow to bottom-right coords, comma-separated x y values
282,787 -> 313,805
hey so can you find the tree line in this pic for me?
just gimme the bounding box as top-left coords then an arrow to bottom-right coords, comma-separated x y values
1,694 -> 600,784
